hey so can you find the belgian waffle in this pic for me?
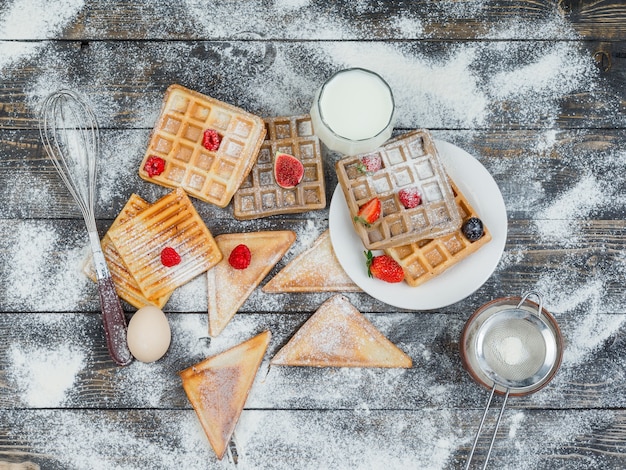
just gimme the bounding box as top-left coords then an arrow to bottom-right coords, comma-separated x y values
207,231 -> 296,337
385,180 -> 492,287
138,84 -> 266,207
262,230 -> 360,293
108,188 -> 222,301
233,114 -> 326,220
270,294 -> 412,368
179,331 -> 271,460
335,129 -> 461,250
83,194 -> 171,309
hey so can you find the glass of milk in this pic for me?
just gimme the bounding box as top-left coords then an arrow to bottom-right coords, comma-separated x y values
310,68 -> 395,155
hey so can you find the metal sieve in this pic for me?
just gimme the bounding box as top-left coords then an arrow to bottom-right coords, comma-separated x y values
460,292 -> 563,469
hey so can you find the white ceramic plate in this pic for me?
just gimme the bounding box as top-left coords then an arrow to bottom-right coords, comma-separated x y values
328,140 -> 507,310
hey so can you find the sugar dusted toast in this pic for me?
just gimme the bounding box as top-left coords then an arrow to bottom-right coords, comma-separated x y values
385,180 -> 492,287
83,194 -> 171,309
335,129 -> 461,250
108,188 -> 222,300
207,231 -> 296,337
139,84 -> 266,207
179,331 -> 271,460
271,294 -> 412,368
262,230 -> 360,293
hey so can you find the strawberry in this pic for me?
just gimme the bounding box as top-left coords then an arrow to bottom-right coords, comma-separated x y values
202,129 -> 221,151
365,250 -> 404,283
354,198 -> 381,227
398,187 -> 422,209
161,247 -> 181,267
228,244 -> 251,269
144,155 -> 166,177
357,155 -> 382,174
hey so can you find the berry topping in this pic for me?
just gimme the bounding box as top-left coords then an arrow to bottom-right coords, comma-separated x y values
357,155 -> 382,174
398,187 -> 422,209
228,244 -> 251,269
354,198 -> 381,227
161,247 -> 181,267
365,250 -> 404,283
202,129 -> 221,151
144,156 -> 166,177
462,217 -> 484,242
274,152 -> 304,188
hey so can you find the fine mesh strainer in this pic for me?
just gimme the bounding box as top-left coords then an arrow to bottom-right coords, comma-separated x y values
460,292 -> 563,469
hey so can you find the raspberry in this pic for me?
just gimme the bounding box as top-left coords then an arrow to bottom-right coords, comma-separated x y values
398,187 -> 421,209
144,156 -> 166,177
161,247 -> 181,267
203,129 -> 221,151
357,155 -> 382,173
228,244 -> 251,269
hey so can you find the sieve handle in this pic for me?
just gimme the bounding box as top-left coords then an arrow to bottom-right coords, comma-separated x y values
465,385 -> 510,470
517,291 -> 544,317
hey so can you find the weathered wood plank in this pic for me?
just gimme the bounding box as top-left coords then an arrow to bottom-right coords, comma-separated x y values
0,408 -> 624,469
2,1 -> 626,41
0,311 -> 624,410
0,40 -> 624,130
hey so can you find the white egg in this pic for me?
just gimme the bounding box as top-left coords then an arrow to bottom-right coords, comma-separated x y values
126,306 -> 171,363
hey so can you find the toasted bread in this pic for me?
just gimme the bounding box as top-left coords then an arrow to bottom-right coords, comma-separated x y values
271,294 -> 412,368
83,194 -> 171,308
179,331 -> 271,460
207,231 -> 296,336
262,230 -> 360,293
108,188 -> 222,301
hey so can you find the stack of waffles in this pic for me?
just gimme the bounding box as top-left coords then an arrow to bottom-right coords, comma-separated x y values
335,129 -> 491,286
84,188 -> 222,307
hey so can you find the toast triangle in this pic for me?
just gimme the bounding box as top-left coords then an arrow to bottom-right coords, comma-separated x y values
271,294 -> 412,368
179,330 -> 271,460
208,231 -> 296,336
262,230 -> 360,293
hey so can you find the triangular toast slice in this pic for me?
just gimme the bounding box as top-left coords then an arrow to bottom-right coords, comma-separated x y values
271,295 -> 412,368
207,231 -> 296,336
179,330 -> 271,460
262,230 -> 360,293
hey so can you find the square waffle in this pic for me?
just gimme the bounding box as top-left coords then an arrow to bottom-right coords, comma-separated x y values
138,84 -> 266,207
83,194 -> 171,309
335,129 -> 461,250
232,114 -> 326,220
108,188 -> 223,300
385,180 -> 492,287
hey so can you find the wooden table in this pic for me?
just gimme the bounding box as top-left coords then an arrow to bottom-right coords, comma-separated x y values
1,1 -> 626,468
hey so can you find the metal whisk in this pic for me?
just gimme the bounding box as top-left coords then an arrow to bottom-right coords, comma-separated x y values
39,90 -> 133,366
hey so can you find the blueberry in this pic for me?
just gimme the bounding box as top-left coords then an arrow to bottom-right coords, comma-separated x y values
462,217 -> 484,242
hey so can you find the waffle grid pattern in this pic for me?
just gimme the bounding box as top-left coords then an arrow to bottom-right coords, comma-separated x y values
233,115 -> 326,220
385,180 -> 492,287
335,129 -> 461,250
139,84 -> 266,207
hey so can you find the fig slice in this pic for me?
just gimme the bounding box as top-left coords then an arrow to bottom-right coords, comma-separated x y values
274,152 -> 304,188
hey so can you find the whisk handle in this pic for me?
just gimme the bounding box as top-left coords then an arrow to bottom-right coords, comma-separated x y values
97,274 -> 134,366
90,232 -> 133,366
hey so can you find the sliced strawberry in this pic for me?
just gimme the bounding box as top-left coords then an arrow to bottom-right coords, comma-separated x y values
354,198 -> 381,227
357,155 -> 382,174
365,250 -> 404,283
398,187 -> 422,209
